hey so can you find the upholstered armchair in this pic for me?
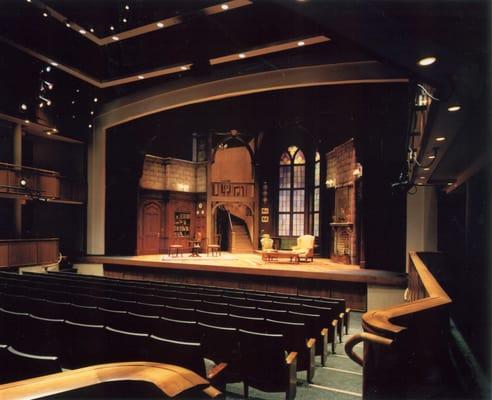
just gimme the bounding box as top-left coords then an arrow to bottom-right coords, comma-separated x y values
291,235 -> 315,262
260,234 -> 274,252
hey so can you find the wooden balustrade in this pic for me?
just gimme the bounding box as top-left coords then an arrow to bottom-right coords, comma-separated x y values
0,162 -> 85,203
0,362 -> 221,400
345,252 -> 452,399
0,238 -> 59,269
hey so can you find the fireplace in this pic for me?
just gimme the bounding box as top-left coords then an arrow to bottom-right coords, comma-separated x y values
331,222 -> 353,264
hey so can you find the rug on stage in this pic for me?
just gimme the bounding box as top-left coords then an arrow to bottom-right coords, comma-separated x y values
160,254 -> 240,261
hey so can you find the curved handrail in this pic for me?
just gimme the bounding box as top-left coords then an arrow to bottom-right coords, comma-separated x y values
360,252 -> 452,336
0,362 -> 221,400
345,332 -> 394,366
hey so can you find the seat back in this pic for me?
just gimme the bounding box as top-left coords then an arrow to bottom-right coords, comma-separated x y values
238,329 -> 287,389
21,314 -> 64,356
69,303 -> 103,325
163,305 -> 196,320
62,320 -> 106,368
198,322 -> 239,365
228,314 -> 265,332
0,308 -> 29,345
195,309 -> 229,326
228,304 -> 257,317
154,316 -> 200,342
0,346 -> 61,384
147,335 -> 206,377
197,300 -> 228,313
98,307 -> 128,328
103,326 -> 149,363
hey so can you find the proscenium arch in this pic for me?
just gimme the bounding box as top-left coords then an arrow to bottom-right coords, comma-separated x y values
87,61 -> 408,254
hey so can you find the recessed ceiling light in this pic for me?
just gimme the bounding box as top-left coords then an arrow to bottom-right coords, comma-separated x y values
417,56 -> 437,66
79,29 -> 86,35
110,26 -> 115,31
26,0 -> 32,2
138,75 -> 144,80
20,104 -> 27,110
297,41 -> 305,46
93,97 -> 98,102
39,102 -> 44,108
65,22 -> 71,28
428,154 -> 436,159
180,66 -> 188,71
435,137 -> 446,142
71,100 -> 75,104
88,124 -> 92,128
24,120 -> 30,124
45,66 -> 51,72
42,11 -> 49,17
416,183 -> 423,186
447,105 -> 461,112
46,131 -> 52,135
90,28 -> 95,33
112,36 -> 119,41
238,53 -> 246,59
90,111 -> 94,115
419,176 -> 426,179
125,5 -> 130,10
52,128 -> 58,133
221,4 -> 229,10
76,89 -> 80,93
447,182 -> 453,186
50,61 -> 58,66
156,22 -> 164,28
72,115 -> 76,119
123,18 -> 127,23
423,167 -> 430,171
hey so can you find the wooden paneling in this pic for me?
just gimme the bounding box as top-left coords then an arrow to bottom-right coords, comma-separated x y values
0,239 -> 59,268
38,174 -> 60,198
103,263 -> 369,310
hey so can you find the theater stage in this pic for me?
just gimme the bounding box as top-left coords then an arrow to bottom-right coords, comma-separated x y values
78,253 -> 406,311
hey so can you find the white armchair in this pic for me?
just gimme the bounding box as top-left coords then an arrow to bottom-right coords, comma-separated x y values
291,235 -> 315,262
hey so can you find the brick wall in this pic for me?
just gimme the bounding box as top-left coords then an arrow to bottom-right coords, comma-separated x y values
326,138 -> 356,186
140,155 -> 206,193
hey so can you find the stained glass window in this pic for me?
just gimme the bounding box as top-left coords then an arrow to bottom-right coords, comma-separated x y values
278,146 -> 306,237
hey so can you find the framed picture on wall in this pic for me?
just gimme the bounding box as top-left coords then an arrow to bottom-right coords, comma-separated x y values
261,216 -> 269,223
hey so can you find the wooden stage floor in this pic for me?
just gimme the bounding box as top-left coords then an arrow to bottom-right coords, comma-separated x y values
80,252 -> 405,286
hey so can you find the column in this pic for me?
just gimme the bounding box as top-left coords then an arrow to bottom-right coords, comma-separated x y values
13,123 -> 22,235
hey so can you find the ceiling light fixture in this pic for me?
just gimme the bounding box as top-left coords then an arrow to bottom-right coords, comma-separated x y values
417,56 -> 437,66
24,120 -> 30,124
125,5 -> 130,10
447,105 -> 461,112
110,26 -> 115,31
156,22 -> 164,28
42,11 -> 49,17
297,41 -> 305,46
423,167 -> 430,171
435,137 -> 446,142
79,29 -> 86,35
180,66 -> 188,71
20,104 -> 27,110
65,22 -> 71,28
46,131 -> 52,136
419,176 -> 426,179
45,66 -> 51,72
88,124 -> 92,128
123,18 -> 127,23
221,4 -> 229,10
238,53 -> 246,59
90,28 -> 95,33
93,97 -> 98,102
428,154 -> 436,159
39,102 -> 44,108
90,111 -> 94,115
112,36 -> 119,41
138,75 -> 144,80
50,61 -> 58,66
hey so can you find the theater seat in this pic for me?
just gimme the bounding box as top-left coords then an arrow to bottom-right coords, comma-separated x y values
238,329 -> 297,400
0,346 -> 61,384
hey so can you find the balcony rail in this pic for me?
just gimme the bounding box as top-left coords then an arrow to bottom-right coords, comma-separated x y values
0,162 -> 85,203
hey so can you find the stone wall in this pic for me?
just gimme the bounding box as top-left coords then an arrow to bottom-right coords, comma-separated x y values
140,155 -> 206,193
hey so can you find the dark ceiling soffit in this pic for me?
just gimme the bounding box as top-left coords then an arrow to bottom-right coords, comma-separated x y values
28,0 -> 252,46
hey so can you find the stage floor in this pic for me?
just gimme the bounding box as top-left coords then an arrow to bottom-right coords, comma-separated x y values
80,252 -> 405,286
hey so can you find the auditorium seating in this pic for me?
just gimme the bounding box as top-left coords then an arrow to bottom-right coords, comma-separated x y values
0,270 -> 351,397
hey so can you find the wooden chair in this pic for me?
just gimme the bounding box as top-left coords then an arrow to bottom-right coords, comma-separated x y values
238,329 -> 297,400
265,319 -> 316,383
0,346 -> 61,384
169,244 -> 184,257
207,234 -> 222,257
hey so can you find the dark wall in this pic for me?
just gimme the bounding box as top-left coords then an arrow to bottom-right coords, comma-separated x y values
437,169 -> 491,374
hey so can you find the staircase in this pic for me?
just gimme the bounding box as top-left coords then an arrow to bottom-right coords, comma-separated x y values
230,215 -> 253,253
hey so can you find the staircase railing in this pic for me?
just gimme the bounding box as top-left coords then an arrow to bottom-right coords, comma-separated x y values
226,209 -> 235,253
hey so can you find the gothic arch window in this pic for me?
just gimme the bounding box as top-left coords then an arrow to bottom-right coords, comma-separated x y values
278,146 -> 305,237
312,151 -> 321,237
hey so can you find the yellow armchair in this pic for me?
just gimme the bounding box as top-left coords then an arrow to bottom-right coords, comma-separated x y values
291,235 -> 315,262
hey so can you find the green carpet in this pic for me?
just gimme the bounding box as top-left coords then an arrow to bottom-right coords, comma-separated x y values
224,312 -> 363,399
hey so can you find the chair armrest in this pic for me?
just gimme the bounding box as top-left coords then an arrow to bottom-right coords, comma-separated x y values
285,351 -> 298,365
307,338 -> 316,349
202,385 -> 223,398
345,308 -> 351,314
332,320 -> 338,327
321,327 -> 328,336
339,312 -> 345,320
207,362 -> 228,380
291,245 -> 300,251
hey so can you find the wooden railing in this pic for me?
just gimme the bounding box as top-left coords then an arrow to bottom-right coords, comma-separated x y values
0,362 -> 221,399
0,162 -> 85,203
345,252 -> 452,399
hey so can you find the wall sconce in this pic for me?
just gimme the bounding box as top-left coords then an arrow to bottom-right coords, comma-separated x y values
325,178 -> 335,188
353,163 -> 363,178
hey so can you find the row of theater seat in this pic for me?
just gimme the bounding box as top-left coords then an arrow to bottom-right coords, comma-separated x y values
0,271 -> 350,399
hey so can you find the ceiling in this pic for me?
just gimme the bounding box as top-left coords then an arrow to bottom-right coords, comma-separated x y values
0,0 -> 489,187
